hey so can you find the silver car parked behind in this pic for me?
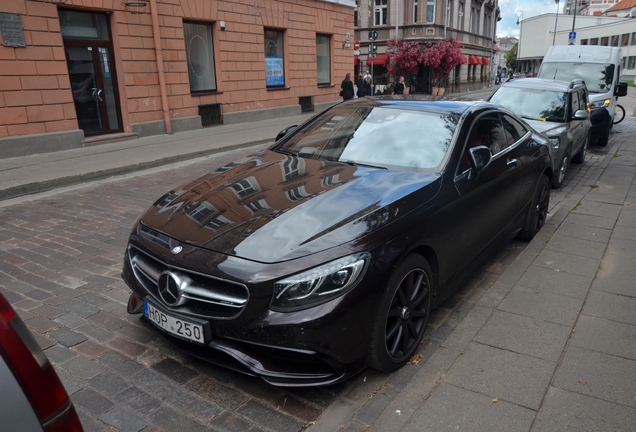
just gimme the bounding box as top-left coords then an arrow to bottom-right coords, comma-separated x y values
489,78 -> 591,189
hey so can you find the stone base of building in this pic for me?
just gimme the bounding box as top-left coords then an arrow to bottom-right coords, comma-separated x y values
0,130 -> 85,159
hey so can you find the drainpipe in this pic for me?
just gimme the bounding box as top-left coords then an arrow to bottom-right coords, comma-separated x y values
149,0 -> 172,134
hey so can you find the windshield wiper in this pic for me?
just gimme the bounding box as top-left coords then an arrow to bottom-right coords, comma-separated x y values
339,159 -> 388,170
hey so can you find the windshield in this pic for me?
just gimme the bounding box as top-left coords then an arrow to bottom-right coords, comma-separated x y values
490,87 -> 567,123
538,63 -> 614,93
277,105 -> 458,172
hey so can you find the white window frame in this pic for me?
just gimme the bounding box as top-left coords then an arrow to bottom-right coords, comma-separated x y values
413,0 -> 418,23
374,0 -> 388,26
427,0 -> 435,23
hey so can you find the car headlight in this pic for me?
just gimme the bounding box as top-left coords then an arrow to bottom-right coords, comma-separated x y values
271,253 -> 370,312
548,137 -> 560,150
589,99 -> 610,109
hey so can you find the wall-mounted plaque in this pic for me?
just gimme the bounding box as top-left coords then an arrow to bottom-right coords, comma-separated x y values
0,13 -> 26,47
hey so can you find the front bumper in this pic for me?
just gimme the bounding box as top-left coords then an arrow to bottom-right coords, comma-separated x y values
121,235 -> 384,386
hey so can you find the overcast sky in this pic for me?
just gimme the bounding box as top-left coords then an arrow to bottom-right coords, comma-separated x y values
496,0 -> 561,38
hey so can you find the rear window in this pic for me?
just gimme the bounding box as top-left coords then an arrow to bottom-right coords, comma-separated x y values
490,87 -> 567,123
538,63 -> 614,93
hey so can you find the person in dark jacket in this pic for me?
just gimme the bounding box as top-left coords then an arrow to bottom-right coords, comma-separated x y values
393,76 -> 405,94
340,73 -> 354,100
356,73 -> 366,97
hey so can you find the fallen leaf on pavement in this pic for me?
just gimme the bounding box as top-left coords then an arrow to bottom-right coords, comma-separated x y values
492,398 -> 499,403
407,353 -> 423,365
579,379 -> 587,385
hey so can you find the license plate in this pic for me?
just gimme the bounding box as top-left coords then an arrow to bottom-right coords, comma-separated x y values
143,300 -> 205,344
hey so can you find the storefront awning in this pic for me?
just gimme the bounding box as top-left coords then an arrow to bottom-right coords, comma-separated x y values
468,55 -> 479,65
460,54 -> 468,64
481,56 -> 490,65
366,54 -> 387,66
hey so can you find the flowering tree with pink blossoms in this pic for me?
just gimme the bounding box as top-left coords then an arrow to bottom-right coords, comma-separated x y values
385,39 -> 421,79
422,37 -> 464,88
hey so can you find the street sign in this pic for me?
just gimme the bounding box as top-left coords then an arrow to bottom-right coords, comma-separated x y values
354,40 -> 360,50
368,30 -> 378,41
568,31 -> 576,45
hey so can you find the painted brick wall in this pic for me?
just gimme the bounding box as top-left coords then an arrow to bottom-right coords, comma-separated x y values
0,0 -> 76,138
0,0 -> 354,139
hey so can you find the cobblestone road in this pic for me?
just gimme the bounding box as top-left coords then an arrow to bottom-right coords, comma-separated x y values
0,124 -> 619,432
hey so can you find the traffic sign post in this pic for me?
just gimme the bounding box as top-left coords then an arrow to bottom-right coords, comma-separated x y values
568,31 -> 576,45
354,40 -> 360,50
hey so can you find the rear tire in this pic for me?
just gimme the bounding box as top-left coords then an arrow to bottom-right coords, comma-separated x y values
518,175 -> 550,241
370,254 -> 432,372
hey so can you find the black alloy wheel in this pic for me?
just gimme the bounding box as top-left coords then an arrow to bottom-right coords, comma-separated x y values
370,254 -> 432,372
518,175 -> 550,241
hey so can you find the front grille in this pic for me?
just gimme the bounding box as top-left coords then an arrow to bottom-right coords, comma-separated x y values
199,103 -> 223,126
299,96 -> 314,113
128,246 -> 249,319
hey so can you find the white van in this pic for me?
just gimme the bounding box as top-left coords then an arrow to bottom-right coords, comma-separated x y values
538,45 -> 628,146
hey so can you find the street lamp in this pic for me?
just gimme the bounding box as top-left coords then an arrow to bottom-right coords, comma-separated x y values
553,0 -> 560,45
516,11 -> 523,73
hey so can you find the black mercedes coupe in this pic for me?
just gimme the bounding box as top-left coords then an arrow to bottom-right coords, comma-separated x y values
122,97 -> 553,386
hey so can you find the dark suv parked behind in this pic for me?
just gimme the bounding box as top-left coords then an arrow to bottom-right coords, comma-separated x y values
489,78 -> 591,188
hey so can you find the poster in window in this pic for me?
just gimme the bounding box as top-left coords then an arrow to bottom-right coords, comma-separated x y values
265,56 -> 284,86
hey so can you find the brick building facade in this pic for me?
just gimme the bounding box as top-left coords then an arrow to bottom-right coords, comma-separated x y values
0,0 -> 355,157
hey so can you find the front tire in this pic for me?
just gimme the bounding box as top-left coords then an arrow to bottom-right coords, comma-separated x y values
370,255 -> 432,372
572,132 -> 589,164
551,149 -> 570,189
518,175 -> 550,241
596,120 -> 611,147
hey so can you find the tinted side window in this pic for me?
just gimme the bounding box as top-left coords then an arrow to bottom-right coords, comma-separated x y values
460,115 -> 507,171
478,115 -> 508,155
570,90 -> 581,115
501,114 -> 527,145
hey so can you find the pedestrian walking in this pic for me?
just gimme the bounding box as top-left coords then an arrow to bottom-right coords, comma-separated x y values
356,73 -> 367,98
340,73 -> 354,100
393,76 -> 405,95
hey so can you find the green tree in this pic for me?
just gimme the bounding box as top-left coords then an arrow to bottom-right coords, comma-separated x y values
505,44 -> 518,71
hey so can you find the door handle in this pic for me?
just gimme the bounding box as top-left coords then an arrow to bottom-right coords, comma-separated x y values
96,89 -> 103,102
506,158 -> 518,168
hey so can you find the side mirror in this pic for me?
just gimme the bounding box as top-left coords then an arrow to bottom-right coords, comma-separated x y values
616,82 -> 628,97
468,146 -> 492,179
275,125 -> 298,142
573,109 -> 589,120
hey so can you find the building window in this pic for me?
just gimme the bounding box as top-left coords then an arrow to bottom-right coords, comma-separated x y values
265,29 -> 285,87
601,36 -> 609,46
628,56 -> 636,70
244,199 -> 269,214
184,22 -> 217,92
427,0 -> 435,23
581,39 -> 588,45
286,186 -> 309,202
316,35 -> 331,85
446,1 -> 452,27
413,0 -> 418,23
231,178 -> 258,198
621,34 -> 629,46
590,37 -> 598,45
632,33 -> 636,45
374,0 -> 387,25
469,7 -> 480,34
458,3 -> 464,31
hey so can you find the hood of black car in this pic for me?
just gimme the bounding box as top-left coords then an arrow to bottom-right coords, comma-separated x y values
140,150 -> 441,263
